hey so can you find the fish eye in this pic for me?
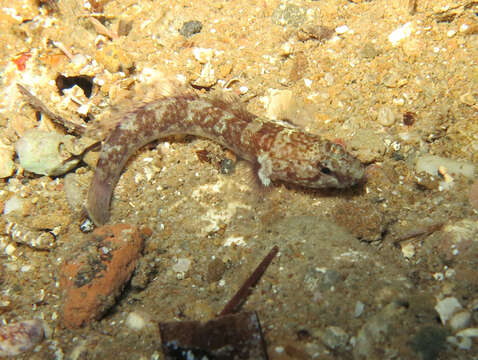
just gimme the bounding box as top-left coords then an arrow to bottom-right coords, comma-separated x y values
320,166 -> 331,175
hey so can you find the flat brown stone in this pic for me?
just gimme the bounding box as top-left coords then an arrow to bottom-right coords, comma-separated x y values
60,224 -> 143,329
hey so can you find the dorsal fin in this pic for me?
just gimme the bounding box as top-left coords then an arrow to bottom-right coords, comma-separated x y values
206,90 -> 256,123
86,74 -> 199,140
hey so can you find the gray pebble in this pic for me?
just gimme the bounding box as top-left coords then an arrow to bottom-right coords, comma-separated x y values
435,297 -> 462,325
321,326 -> 349,350
207,258 -> 226,283
358,43 -> 380,59
449,311 -> 471,331
354,301 -> 365,318
180,20 -> 203,37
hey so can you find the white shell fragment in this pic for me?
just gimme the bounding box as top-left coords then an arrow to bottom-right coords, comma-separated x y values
15,129 -> 80,176
262,89 -> 295,120
435,297 -> 462,325
0,319 -> 45,357
388,22 -> 414,46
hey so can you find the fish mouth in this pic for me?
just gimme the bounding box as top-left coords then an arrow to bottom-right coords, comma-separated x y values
336,161 -> 366,188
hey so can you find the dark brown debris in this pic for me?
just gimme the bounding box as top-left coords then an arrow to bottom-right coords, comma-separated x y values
159,311 -> 268,360
158,246 -> 279,359
16,83 -> 87,136
219,245 -> 279,316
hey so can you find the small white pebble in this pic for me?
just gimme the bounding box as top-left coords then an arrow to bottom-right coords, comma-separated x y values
5,244 -> 16,256
456,328 -> 478,338
279,77 -> 288,85
449,311 -> 471,331
239,86 -> 248,94
20,265 -> 32,272
324,72 -> 334,86
172,258 -> 191,273
125,312 -> 148,331
446,29 -> 456,37
335,25 -> 349,34
435,297 -> 462,325
401,243 -> 415,259
176,272 -> 185,280
2,8 -> 22,21
377,106 -> 396,126
393,98 -> 405,106
354,301 -> 365,317
459,24 -> 470,33
391,141 -> 401,151
223,236 -> 246,247
3,196 -> 24,215
444,268 -> 455,278
77,104 -> 90,116
304,78 -> 312,88
280,42 -> 293,56
433,272 -> 444,281
275,346 -> 285,354
388,22 -> 413,45
71,54 -> 87,67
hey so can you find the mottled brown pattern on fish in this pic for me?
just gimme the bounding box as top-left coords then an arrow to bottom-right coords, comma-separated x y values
86,92 -> 364,225
250,122 -> 284,153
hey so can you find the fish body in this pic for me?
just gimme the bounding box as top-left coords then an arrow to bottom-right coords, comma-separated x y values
86,93 -> 364,225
